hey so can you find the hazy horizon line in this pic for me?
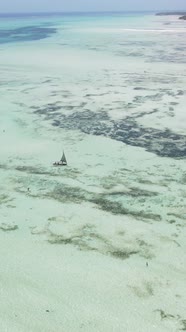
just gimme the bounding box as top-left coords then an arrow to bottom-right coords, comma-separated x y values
0,9 -> 186,15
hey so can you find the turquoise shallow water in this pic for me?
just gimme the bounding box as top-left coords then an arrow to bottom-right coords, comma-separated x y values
0,12 -> 186,156
0,12 -> 158,44
0,12 -> 186,332
0,12 -> 185,65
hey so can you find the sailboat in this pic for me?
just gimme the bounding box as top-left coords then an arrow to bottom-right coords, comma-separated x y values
53,151 -> 67,166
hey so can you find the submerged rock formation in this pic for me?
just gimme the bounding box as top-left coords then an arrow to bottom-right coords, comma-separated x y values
179,15 -> 186,20
156,12 -> 186,16
156,12 -> 186,20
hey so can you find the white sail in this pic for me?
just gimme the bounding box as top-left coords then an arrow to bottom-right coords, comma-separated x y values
61,151 -> 67,164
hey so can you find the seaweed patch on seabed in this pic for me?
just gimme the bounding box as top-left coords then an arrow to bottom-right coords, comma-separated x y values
110,250 -> 138,259
0,194 -> 13,205
45,186 -> 162,222
45,222 -> 146,260
0,223 -> 18,232
0,164 -> 8,170
129,281 -> 154,298
15,165 -> 80,179
48,232 -> 140,260
15,165 -> 60,177
34,106 -> 186,158
34,216 -> 153,260
154,310 -> 186,331
0,25 -> 57,44
102,187 -> 158,198
13,169 -> 162,222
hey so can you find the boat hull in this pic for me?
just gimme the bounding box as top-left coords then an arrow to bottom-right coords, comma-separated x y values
53,162 -> 67,166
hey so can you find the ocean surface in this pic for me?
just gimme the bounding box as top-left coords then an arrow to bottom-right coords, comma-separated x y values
0,12 -> 186,332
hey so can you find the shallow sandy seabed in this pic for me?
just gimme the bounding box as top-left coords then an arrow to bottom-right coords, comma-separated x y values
0,14 -> 186,332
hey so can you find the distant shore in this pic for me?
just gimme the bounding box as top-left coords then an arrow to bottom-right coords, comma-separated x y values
156,12 -> 186,20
